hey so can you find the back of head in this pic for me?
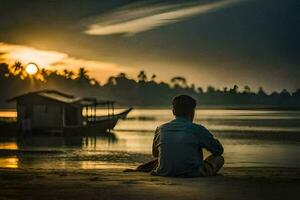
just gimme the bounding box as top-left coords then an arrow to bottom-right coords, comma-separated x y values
172,95 -> 196,118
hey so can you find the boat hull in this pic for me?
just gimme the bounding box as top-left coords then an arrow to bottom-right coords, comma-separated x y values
63,117 -> 119,136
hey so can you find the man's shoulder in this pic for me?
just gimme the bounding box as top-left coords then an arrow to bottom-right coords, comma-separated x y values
157,121 -> 173,130
157,120 -> 206,130
156,119 -> 185,132
157,118 -> 209,130
189,122 -> 200,129
190,123 -> 210,133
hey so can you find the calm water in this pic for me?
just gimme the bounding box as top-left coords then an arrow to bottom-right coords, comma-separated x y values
0,109 -> 300,169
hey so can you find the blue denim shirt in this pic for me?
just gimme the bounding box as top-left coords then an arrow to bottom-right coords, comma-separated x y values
152,117 -> 223,177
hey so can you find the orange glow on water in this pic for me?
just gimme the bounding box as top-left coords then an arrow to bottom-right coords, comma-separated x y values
80,161 -> 132,169
0,111 -> 17,118
0,157 -> 19,168
0,142 -> 18,150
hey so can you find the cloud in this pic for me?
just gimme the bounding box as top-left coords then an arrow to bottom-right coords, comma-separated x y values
84,0 -> 244,36
0,43 -> 67,67
0,42 -> 134,82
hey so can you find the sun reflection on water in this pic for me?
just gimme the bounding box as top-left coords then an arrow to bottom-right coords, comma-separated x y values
0,156 -> 19,168
0,111 -> 17,118
80,161 -> 131,169
0,142 -> 19,168
0,109 -> 300,169
0,142 -> 18,150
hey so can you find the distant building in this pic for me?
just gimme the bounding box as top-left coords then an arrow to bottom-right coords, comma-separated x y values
7,90 -> 130,135
8,90 -> 84,131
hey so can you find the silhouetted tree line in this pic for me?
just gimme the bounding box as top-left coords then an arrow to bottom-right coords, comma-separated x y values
0,62 -> 299,108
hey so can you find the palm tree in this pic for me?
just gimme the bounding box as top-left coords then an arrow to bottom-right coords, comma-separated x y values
10,61 -> 27,79
63,69 -> 74,79
63,69 -> 69,78
257,87 -> 267,96
11,61 -> 23,74
117,73 -> 127,78
137,70 -> 147,82
67,71 -> 74,79
206,86 -> 216,94
197,87 -> 204,94
244,85 -> 251,93
107,76 -> 117,85
170,76 -> 187,88
230,85 -> 239,94
12,61 -> 23,72
76,67 -> 90,83
151,74 -> 156,82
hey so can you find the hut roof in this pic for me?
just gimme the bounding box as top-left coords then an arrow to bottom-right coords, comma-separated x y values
7,90 -> 114,106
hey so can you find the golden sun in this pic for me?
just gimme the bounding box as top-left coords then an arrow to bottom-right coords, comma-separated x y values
25,63 -> 39,75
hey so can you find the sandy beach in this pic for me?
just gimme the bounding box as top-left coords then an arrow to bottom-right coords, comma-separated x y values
1,109 -> 300,199
1,167 -> 300,200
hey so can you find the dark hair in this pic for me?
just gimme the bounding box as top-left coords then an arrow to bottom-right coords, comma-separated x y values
172,95 -> 196,117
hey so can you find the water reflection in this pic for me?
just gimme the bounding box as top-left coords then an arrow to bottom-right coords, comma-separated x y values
0,156 -> 18,168
0,142 -> 18,150
0,110 -> 17,118
0,133 -> 118,169
83,133 -> 117,149
0,140 -> 19,168
1,130 -> 300,169
116,109 -> 300,133
1,109 -> 300,169
13,133 -> 117,149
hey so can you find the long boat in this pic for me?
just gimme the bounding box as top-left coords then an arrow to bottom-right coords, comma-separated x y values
3,90 -> 132,136
63,108 -> 132,135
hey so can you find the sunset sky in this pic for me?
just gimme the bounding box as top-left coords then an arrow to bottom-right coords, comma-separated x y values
0,0 -> 299,92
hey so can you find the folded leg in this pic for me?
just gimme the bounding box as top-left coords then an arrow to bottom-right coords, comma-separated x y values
199,155 -> 224,177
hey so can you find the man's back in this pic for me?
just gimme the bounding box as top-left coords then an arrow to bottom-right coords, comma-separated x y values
152,117 -> 223,177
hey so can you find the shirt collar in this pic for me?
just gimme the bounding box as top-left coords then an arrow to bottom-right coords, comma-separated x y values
175,116 -> 191,122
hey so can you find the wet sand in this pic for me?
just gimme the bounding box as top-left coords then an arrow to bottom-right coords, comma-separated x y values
1,167 -> 300,200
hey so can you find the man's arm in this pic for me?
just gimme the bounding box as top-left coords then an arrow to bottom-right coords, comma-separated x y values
152,128 -> 160,158
198,126 -> 224,155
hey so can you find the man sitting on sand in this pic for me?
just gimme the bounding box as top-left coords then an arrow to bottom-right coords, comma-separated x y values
135,95 -> 224,177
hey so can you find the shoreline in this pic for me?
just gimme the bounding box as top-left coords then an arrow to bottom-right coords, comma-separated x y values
1,105 -> 300,112
1,167 -> 300,200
